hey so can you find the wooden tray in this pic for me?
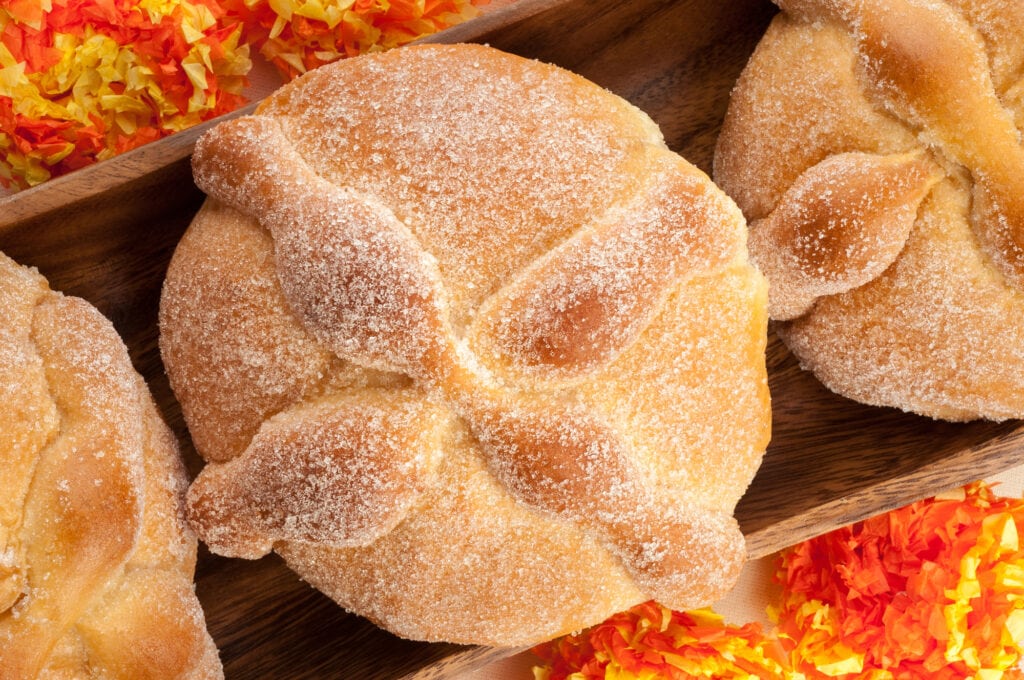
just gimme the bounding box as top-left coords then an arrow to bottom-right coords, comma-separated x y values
3,0 -> 1023,677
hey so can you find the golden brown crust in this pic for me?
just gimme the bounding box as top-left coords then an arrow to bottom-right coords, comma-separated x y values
0,253 -> 222,679
715,0 -> 1024,421
749,150 -> 942,320
159,202 -> 335,464
163,43 -> 770,646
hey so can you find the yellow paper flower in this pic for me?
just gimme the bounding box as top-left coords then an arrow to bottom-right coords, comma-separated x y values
0,0 -> 252,189
774,482 -> 1024,679
531,602 -> 790,679
535,482 -> 1024,680
220,0 -> 489,80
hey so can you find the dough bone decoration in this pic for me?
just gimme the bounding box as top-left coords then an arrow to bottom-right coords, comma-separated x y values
187,66 -> 744,622
0,253 -> 222,679
161,43 -> 771,645
186,113 -> 745,606
715,0 -> 1024,421
773,0 -> 1024,288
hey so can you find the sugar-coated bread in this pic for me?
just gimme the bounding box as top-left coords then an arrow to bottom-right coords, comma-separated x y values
0,252 -> 222,678
715,0 -> 1024,421
160,43 -> 770,646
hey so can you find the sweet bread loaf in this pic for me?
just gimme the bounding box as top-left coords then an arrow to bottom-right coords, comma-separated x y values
0,253 -> 222,678
161,43 -> 770,646
715,0 -> 1024,421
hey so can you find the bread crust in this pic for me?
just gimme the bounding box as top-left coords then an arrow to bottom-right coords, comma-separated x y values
161,43 -> 770,646
0,253 -> 222,679
715,0 -> 1024,421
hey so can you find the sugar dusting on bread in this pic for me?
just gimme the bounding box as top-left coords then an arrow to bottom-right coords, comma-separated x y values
749,150 -> 942,320
715,0 -> 1024,421
782,175 -> 1024,421
161,200 -> 337,464
211,45 -> 666,335
0,253 -> 222,677
166,43 -> 770,646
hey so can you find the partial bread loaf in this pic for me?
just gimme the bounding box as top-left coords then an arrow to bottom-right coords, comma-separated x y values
0,253 -> 222,678
715,0 -> 1024,421
160,43 -> 770,646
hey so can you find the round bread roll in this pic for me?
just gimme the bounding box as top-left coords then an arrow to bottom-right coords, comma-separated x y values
715,0 -> 1024,421
0,252 -> 222,678
160,43 -> 770,646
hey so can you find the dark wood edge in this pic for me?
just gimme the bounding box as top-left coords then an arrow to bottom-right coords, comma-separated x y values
744,420 -> 1024,559
397,645 -> 530,679
417,0 -> 571,45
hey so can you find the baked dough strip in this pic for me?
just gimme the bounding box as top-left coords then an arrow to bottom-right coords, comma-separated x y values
777,0 -> 1024,290
750,150 -> 942,319
0,255 -> 222,679
0,295 -> 143,678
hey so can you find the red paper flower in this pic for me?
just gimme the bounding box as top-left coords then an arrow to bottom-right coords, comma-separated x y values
0,0 -> 251,189
774,481 -> 1024,679
531,602 -> 789,680
533,481 -> 1024,680
219,0 -> 490,81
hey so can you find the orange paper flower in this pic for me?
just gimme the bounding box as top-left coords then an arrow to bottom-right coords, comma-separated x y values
534,481 -> 1024,680
774,481 -> 1024,679
0,0 -> 251,189
220,0 -> 489,81
531,602 -> 789,680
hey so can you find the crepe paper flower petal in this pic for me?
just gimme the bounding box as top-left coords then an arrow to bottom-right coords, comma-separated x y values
531,602 -> 791,680
0,0 -> 252,190
220,0 -> 491,81
774,481 -> 1024,680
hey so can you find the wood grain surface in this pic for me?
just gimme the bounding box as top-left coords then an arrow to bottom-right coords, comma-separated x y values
1,0 -> 1022,677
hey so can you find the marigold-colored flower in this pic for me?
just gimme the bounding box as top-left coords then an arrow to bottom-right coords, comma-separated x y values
220,0 -> 489,81
774,481 -> 1024,679
533,481 -> 1024,680
0,0 -> 251,189
531,601 -> 790,680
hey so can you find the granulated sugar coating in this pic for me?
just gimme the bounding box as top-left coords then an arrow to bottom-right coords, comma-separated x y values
0,253 -> 222,677
163,43 -> 771,646
715,0 -> 1024,421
